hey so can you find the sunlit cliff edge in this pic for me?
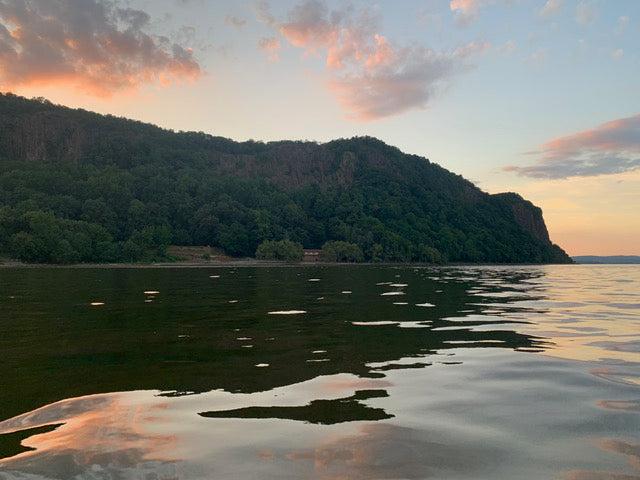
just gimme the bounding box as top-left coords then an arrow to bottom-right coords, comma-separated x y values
0,92 -> 571,264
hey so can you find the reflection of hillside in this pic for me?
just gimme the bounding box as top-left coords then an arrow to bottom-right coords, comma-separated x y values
199,390 -> 393,424
0,424 -> 61,459
0,266 -> 548,422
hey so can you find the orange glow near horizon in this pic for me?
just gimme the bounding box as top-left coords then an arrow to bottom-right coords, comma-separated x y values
549,228 -> 640,257
507,171 -> 640,256
0,62 -> 201,98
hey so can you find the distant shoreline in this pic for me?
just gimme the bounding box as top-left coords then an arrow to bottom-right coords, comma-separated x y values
0,259 -> 264,268
572,255 -> 640,264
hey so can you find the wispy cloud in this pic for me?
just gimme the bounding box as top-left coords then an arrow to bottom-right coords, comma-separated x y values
0,0 -> 202,96
614,15 -> 629,36
225,14 -> 247,29
520,48 -> 549,68
253,1 -> 278,28
450,0 -> 484,26
450,0 -> 517,26
416,2 -> 443,30
537,0 -> 564,19
258,36 -> 281,62
575,1 -> 598,26
504,115 -> 640,179
257,0 -> 489,121
498,39 -> 517,56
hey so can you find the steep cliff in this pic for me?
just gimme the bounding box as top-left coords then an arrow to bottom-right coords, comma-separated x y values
492,193 -> 551,244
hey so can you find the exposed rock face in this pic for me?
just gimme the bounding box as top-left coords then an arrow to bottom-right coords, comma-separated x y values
13,114 -> 88,164
493,192 -> 551,244
511,202 -> 551,244
1,102 -> 89,164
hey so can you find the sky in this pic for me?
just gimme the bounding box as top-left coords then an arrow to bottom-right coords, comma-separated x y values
0,0 -> 638,256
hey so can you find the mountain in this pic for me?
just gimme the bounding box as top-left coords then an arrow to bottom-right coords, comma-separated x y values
572,256 -> 640,264
0,92 -> 571,264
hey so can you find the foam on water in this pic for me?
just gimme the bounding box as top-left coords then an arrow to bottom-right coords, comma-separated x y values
268,310 -> 307,315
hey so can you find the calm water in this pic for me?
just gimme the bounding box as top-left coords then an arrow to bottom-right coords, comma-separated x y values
0,264 -> 639,479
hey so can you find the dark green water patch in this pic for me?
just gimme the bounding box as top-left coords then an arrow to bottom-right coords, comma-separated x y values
0,265 -> 546,422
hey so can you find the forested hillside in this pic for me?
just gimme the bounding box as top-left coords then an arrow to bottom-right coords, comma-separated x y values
0,92 -> 571,264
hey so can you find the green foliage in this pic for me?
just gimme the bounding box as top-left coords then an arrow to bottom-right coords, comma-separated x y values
256,240 -> 303,262
320,241 -> 364,263
0,92 -> 573,264
7,210 -> 114,263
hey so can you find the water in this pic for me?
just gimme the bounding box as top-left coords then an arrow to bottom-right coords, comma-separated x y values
0,264 -> 638,479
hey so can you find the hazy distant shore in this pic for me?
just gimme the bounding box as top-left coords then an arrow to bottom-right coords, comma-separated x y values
572,255 -> 640,264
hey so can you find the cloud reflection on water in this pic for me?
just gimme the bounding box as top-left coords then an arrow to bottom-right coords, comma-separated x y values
0,392 -> 179,478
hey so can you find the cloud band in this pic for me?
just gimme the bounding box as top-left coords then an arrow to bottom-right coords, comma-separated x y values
505,115 -> 640,178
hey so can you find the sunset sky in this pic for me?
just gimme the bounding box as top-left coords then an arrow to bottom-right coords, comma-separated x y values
1,0 -> 638,256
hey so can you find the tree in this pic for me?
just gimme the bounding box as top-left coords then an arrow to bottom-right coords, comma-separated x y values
10,232 -> 40,262
216,222 -> 250,257
320,241 -> 364,262
255,239 -> 303,262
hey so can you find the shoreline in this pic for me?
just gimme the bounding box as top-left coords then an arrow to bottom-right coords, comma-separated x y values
0,259 -> 585,268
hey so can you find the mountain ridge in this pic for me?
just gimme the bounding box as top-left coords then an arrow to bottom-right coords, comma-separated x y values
0,92 -> 571,264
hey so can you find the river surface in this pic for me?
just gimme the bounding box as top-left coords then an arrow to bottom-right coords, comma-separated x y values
0,264 -> 639,479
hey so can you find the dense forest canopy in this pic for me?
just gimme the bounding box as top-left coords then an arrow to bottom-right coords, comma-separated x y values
0,92 -> 571,264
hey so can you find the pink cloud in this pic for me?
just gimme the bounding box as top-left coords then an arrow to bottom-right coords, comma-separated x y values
365,35 -> 396,72
327,56 -> 453,121
505,115 -> 640,178
0,0 -> 202,96
450,0 -> 484,26
258,36 -> 281,62
259,1 -> 489,121
278,0 -> 339,53
450,0 -> 480,15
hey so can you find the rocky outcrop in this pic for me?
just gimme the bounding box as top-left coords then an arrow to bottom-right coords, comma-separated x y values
493,192 -> 551,244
